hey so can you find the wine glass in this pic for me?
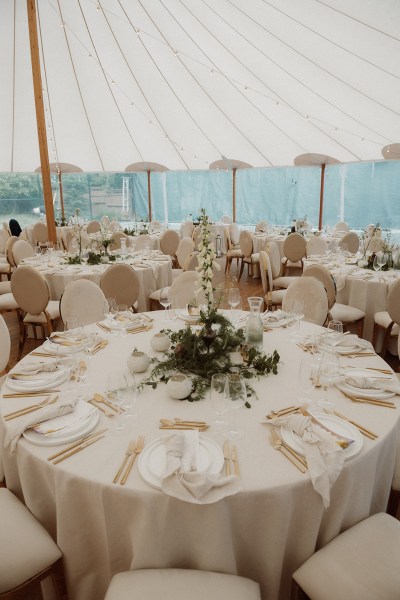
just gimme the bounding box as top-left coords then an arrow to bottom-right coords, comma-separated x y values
210,373 -> 228,431
317,351 -> 341,410
377,252 -> 387,271
298,355 -> 316,406
105,298 -> 118,322
159,288 -> 171,320
225,373 -> 247,441
290,299 -> 304,342
227,288 -> 241,323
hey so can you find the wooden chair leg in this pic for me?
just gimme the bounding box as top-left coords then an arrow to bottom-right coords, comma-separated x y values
380,323 -> 394,358
357,317 -> 364,338
386,488 -> 400,518
238,260 -> 245,281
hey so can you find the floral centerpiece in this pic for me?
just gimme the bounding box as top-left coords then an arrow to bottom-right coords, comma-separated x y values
140,208 -> 280,404
69,208 -> 86,261
95,224 -> 114,258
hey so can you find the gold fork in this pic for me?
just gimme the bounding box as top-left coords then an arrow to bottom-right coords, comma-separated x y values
120,436 -> 145,485
4,395 -> 57,421
113,440 -> 136,484
231,445 -> 240,476
270,428 -> 307,472
223,440 -> 231,476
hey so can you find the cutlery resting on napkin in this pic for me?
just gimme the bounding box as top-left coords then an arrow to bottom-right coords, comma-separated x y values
160,431 -> 242,504
267,413 -> 347,508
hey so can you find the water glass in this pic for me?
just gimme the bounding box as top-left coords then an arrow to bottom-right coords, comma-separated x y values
317,351 -> 341,410
326,319 -> 343,348
290,299 -> 304,342
210,374 -> 228,431
225,374 -> 247,441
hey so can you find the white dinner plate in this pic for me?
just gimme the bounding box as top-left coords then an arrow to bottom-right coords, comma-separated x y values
281,413 -> 363,460
317,335 -> 367,354
176,309 -> 201,324
138,436 -> 224,489
23,403 -> 99,446
42,337 -> 88,355
337,380 -> 395,400
262,314 -> 293,329
6,367 -> 69,392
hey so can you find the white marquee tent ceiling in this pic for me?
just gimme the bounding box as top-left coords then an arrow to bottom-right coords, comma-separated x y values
1,0 -> 400,173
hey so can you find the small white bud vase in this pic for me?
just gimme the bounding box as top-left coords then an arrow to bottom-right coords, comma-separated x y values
150,333 -> 170,352
127,351 -> 150,374
167,374 -> 192,400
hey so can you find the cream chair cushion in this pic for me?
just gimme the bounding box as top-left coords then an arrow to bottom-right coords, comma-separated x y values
0,314 -> 10,372
292,513 -> 400,600
100,263 -> 140,309
160,230 -> 180,257
86,220 -> 101,234
32,222 -> 48,245
105,569 -> 261,600
12,239 -> 35,265
0,488 -> 62,595
330,303 -> 365,324
0,293 -> 19,311
175,237 -> 195,269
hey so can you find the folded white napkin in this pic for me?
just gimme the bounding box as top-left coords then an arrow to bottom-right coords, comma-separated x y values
345,375 -> 400,395
10,362 -> 58,376
268,414 -> 346,508
333,266 -> 357,291
263,309 -> 291,323
161,431 -> 242,504
4,396 -> 78,453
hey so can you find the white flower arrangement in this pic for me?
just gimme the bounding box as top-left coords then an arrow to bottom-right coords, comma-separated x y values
69,209 -> 86,255
195,208 -> 221,313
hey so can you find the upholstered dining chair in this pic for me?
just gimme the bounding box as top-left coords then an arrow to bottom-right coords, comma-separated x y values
105,569 -> 261,600
220,215 -> 232,224
100,264 -> 140,312
372,278 -> 400,358
60,279 -> 106,327
238,230 -> 259,280
32,222 -> 49,247
148,268 -> 201,311
172,237 -> 195,278
225,226 -> 243,275
292,513 -> 400,600
160,229 -> 180,264
0,228 -> 10,257
0,235 -> 18,280
135,234 -> 153,252
255,220 -> 268,232
265,241 -> 297,290
100,215 -> 110,227
281,233 -> 307,275
11,266 -> 60,357
306,236 -> 328,257
259,251 -> 286,311
303,263 -> 365,334
282,276 -> 328,326
181,220 -> 194,239
109,231 -> 129,251
339,231 -> 360,254
11,239 -> 35,266
149,220 -> 162,230
86,220 -> 101,234
0,488 -> 65,600
0,314 -> 11,483
333,220 -> 349,233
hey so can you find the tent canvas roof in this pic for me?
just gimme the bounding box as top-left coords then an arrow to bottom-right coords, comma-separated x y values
1,0 -> 400,173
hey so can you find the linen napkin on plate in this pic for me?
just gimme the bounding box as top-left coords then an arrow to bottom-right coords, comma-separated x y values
268,414 -> 347,508
4,395 -> 78,453
161,431 -> 242,504
10,361 -> 58,376
344,374 -> 400,395
262,310 -> 291,323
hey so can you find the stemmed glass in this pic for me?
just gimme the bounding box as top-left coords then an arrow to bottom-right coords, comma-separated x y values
225,374 -> 247,441
210,374 -> 228,431
290,299 -> 304,342
298,355 -> 316,406
106,298 -> 118,322
227,288 -> 241,322
159,288 -> 171,320
317,351 -> 341,410
377,252 -> 387,271
107,371 -> 137,433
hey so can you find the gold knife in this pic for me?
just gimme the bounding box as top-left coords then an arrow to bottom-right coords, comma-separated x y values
223,440 -> 231,476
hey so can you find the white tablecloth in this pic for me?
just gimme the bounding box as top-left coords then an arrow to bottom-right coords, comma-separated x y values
1,315 -> 399,600
20,254 -> 172,312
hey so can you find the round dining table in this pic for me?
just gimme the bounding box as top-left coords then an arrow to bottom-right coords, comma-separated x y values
20,251 -> 172,312
1,312 -> 399,600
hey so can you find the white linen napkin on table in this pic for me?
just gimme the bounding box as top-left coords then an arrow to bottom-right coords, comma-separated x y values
9,361 -> 58,376
161,431 -> 242,504
268,414 -> 347,508
344,375 -> 400,395
262,310 -> 291,323
4,396 -> 78,453
333,266 -> 357,292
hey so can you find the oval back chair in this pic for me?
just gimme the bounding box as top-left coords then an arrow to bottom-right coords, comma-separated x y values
100,264 -> 140,311
160,230 -> 180,259
86,220 -> 101,234
282,233 -> 307,275
339,231 -> 360,254
32,222 -> 49,246
60,279 -> 106,327
282,276 -> 328,326
12,239 -> 35,266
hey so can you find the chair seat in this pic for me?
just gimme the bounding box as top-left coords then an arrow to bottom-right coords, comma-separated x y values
23,300 -> 60,323
292,513 -> 400,600
149,286 -> 171,301
227,248 -> 242,258
0,488 -> 62,594
273,276 -> 297,289
0,292 -> 18,310
374,311 -> 400,335
331,303 -> 365,323
0,262 -> 11,274
0,280 -> 11,294
105,569 -> 261,600
265,289 -> 286,306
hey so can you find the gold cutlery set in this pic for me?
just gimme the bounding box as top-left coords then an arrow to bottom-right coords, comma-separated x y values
159,418 -> 209,431
47,428 -> 108,464
341,390 -> 396,409
96,322 -> 152,335
223,440 -> 240,476
3,395 -> 59,421
113,436 -> 145,485
270,427 -> 307,473
88,393 -> 123,416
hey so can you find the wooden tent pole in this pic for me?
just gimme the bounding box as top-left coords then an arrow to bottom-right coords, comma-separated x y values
318,163 -> 326,231
232,167 -> 237,223
57,169 -> 65,220
27,0 -> 56,243
147,170 -> 152,221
